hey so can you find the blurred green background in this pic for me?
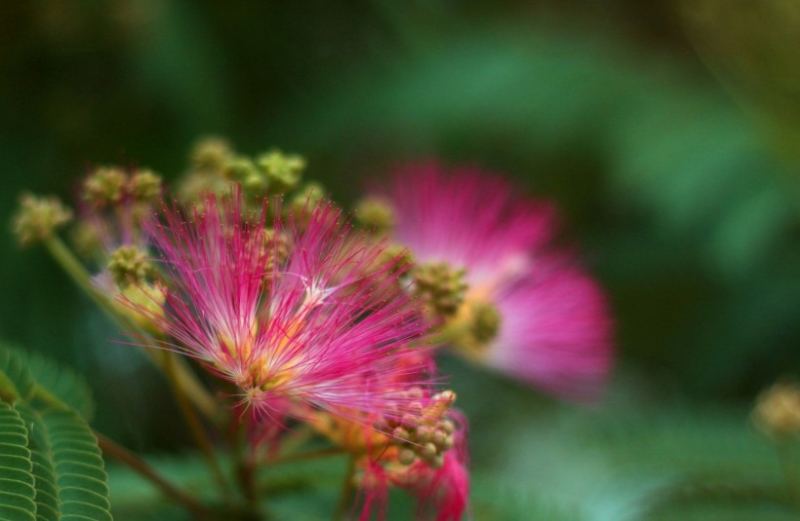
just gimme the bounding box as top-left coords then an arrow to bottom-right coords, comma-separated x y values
4,1 -> 800,519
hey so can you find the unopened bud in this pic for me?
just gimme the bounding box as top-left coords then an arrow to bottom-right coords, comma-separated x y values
415,426 -> 433,444
392,427 -> 410,440
420,442 -> 437,459
12,193 -> 73,247
398,448 -> 416,466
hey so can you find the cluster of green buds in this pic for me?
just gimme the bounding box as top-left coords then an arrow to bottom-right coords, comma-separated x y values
108,245 -> 156,289
753,380 -> 800,440
11,193 -> 73,248
181,136 -> 327,222
384,388 -> 458,469
411,261 -> 468,318
83,166 -> 162,209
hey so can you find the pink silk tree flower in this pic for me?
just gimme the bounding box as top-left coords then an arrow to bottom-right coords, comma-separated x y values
125,186 -> 436,422
377,163 -> 613,401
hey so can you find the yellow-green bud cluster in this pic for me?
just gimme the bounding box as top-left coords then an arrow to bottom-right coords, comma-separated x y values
384,388 -> 458,469
412,262 -> 468,317
12,193 -> 73,247
256,150 -> 306,194
354,197 -> 396,234
84,167 -> 127,208
108,245 -> 154,288
181,139 -> 311,207
753,380 -> 800,439
83,166 -> 163,208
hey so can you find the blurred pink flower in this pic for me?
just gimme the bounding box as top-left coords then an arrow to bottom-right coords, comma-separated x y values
381,163 -> 613,400
127,187 -> 435,421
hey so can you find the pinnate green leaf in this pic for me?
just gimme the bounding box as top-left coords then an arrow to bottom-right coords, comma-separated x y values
0,401 -> 36,521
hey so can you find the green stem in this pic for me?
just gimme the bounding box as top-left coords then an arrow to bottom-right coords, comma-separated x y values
43,235 -> 219,420
333,457 -> 356,521
95,432 -> 221,521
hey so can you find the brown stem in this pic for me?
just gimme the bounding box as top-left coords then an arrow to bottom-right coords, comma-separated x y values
95,432 -> 220,521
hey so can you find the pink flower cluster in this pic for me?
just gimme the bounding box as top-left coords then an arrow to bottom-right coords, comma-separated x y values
117,156 -> 614,519
380,163 -> 613,401
125,187 -> 469,519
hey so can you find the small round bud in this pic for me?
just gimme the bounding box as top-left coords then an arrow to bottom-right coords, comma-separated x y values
420,442 -> 437,459
415,426 -> 433,444
397,448 -> 416,466
431,429 -> 447,446
427,453 -> 445,469
354,197 -> 396,234
84,166 -> 128,208
12,193 -> 73,247
392,427 -> 410,440
440,419 -> 455,435
400,413 -> 418,429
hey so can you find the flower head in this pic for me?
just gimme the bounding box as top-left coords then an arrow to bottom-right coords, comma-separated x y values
127,186 -> 436,422
377,162 -> 613,400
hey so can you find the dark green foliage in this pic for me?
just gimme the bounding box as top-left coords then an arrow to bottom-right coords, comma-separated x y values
0,344 -> 112,521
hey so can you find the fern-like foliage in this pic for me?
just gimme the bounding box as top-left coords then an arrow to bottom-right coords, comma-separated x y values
0,344 -> 112,521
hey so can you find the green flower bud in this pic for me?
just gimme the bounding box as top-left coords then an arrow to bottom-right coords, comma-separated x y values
412,262 -> 468,317
108,245 -> 154,288
12,192 -> 73,247
84,166 -> 128,208
129,169 -> 163,202
256,149 -> 306,194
